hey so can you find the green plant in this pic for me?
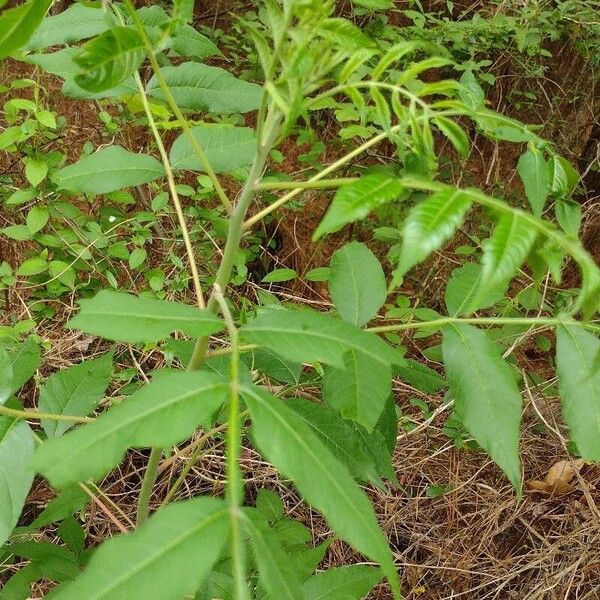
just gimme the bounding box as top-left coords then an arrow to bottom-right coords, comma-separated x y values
1,0 -> 599,598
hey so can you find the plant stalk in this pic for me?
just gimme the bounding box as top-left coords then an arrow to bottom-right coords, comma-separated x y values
136,446 -> 163,527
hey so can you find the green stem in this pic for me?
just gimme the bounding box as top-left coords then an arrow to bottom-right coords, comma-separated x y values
368,316 -> 600,334
255,177 -> 358,191
136,447 -> 163,527
0,405 -> 92,423
213,284 -> 249,600
124,0 -> 232,214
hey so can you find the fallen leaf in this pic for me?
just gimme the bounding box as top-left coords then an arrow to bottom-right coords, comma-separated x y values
527,459 -> 585,495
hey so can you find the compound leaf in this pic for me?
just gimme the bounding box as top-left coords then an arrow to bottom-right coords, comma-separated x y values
49,497 -> 229,600
442,323 -> 522,491
35,371 -> 229,487
556,325 -> 600,460
67,290 -> 223,344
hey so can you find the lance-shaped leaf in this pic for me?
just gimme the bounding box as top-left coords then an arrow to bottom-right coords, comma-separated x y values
35,371 -> 229,487
170,125 -> 256,173
38,351 -> 113,437
242,386 -> 401,598
0,347 -> 12,405
49,497 -> 229,600
302,565 -> 384,600
67,290 -> 223,344
313,175 -> 405,240
241,308 -> 402,370
445,263 -> 506,316
323,350 -> 391,431
2,336 -> 41,396
288,398 -> 394,487
0,418 -> 35,546
242,510 -> 303,600
25,4 -> 111,51
442,323 -> 522,491
396,189 -> 472,277
556,325 -> 600,460
52,146 -> 164,195
473,212 -> 537,308
73,26 -> 145,92
329,242 -> 387,326
147,62 -> 262,114
517,149 -> 548,216
0,0 -> 52,59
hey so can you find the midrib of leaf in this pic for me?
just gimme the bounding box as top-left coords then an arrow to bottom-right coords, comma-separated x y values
486,214 -> 531,284
58,164 -> 161,182
92,509 -> 227,599
75,309 -> 213,323
448,325 -> 514,457
562,327 -> 600,437
243,387 -> 385,549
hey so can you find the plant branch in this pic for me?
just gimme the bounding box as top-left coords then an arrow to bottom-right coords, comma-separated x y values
0,405 -> 92,423
213,283 -> 249,600
255,177 -> 358,191
124,0 -> 232,214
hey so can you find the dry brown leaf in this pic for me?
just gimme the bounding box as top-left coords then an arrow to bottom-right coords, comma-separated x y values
526,459 -> 585,495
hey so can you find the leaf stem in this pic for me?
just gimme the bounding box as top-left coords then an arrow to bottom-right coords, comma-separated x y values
213,283 -> 249,600
136,447 -> 163,527
368,316 -> 600,334
255,177 -> 358,191
0,405 -> 92,423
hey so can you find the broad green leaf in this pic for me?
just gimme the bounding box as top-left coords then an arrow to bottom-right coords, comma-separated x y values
323,350 -> 391,431
442,323 -> 522,491
556,325 -> 600,460
0,418 -> 35,546
242,510 -> 303,600
395,189 -> 472,277
476,213 -> 537,305
25,48 -> 79,77
61,75 -> 138,100
26,204 -> 49,234
459,70 -> 484,110
475,110 -> 539,143
317,18 -> 376,51
25,4 -> 111,51
329,242 -> 386,326
171,25 -> 221,59
261,268 -> 297,283
52,146 -> 164,194
434,116 -> 470,159
445,263 -> 505,316
242,386 -> 401,598
0,0 -> 52,59
517,149 -> 548,216
49,497 -> 229,600
0,347 -> 13,405
240,308 -> 403,370
73,26 -> 145,92
38,351 -> 113,437
548,155 -> 579,200
288,398 -> 393,487
67,290 -> 223,343
2,336 -> 41,396
147,62 -> 262,114
27,486 -> 89,530
1,224 -> 32,241
171,125 -> 256,173
303,565 -> 384,600
172,0 -> 194,23
255,488 -> 284,522
555,199 -> 582,237
35,371 -> 229,487
352,0 -> 393,9
313,175 -> 404,240
249,348 -> 302,384
394,359 -> 447,394
24,159 -> 48,188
